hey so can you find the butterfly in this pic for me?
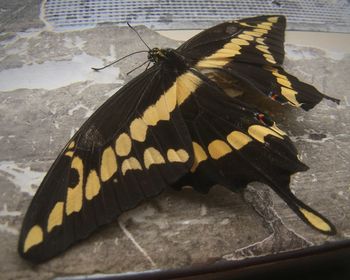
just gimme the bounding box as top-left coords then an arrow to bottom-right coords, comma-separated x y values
18,15 -> 339,263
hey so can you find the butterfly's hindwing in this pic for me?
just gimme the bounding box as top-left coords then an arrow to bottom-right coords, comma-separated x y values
174,70 -> 336,235
173,71 -> 336,235
219,63 -> 340,110
178,70 -> 306,188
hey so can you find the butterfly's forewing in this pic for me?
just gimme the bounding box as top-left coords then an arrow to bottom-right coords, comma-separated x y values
178,15 -> 339,110
18,64 -> 205,262
178,16 -> 285,67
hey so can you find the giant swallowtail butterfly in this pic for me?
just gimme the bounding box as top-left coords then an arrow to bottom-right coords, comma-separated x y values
19,15 -> 339,263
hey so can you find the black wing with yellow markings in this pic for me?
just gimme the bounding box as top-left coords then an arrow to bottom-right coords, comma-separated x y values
173,71 -> 336,235
18,63 -> 199,262
178,15 -> 285,67
19,15 -> 338,263
179,15 -> 339,110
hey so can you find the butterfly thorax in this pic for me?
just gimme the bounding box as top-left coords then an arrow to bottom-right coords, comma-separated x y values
148,47 -> 187,67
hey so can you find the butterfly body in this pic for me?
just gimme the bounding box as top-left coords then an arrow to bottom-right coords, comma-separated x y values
18,15 -> 338,263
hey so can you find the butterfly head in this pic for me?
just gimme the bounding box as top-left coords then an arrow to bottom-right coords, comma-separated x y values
148,48 -> 187,68
148,48 -> 167,63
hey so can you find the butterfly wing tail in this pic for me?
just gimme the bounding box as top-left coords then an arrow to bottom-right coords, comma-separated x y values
271,186 -> 337,235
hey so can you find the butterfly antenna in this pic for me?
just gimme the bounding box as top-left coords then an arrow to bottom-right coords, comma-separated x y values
127,22 -> 151,50
126,60 -> 149,76
91,50 -> 148,71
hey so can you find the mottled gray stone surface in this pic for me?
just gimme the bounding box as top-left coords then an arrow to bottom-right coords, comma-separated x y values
0,22 -> 349,280
0,0 -> 44,41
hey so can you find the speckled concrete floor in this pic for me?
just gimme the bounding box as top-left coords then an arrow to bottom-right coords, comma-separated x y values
0,2 -> 350,280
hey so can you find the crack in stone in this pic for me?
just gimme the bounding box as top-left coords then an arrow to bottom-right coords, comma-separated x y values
118,220 -> 157,268
223,185 -> 312,261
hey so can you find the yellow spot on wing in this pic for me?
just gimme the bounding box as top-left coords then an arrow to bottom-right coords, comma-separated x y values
167,149 -> 189,163
66,141 -> 76,157
196,59 -> 229,68
177,72 -> 202,105
239,22 -> 253,28
66,156 -> 84,215
142,105 -> 160,126
65,151 -> 74,157
196,36 -> 252,68
281,87 -> 301,107
243,31 -> 263,37
100,147 -> 118,182
208,49 -> 240,59
226,131 -> 252,150
300,208 -> 332,232
130,118 -> 148,142
85,170 -> 101,200
68,141 -> 75,149
155,95 -> 171,121
121,157 -> 142,175
253,28 -> 269,35
257,22 -> 272,30
256,38 -> 265,45
269,68 -> 287,79
230,38 -> 249,45
144,147 -> 165,169
268,17 -> 279,23
191,142 -> 207,172
224,42 -> 242,51
164,83 -> 177,112
238,34 -> 254,41
263,54 -> 276,64
115,133 -> 132,157
270,123 -> 287,136
208,140 -> 232,160
277,77 -> 292,88
256,44 -> 270,54
248,125 -> 284,143
23,225 -> 43,253
47,202 -> 64,232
